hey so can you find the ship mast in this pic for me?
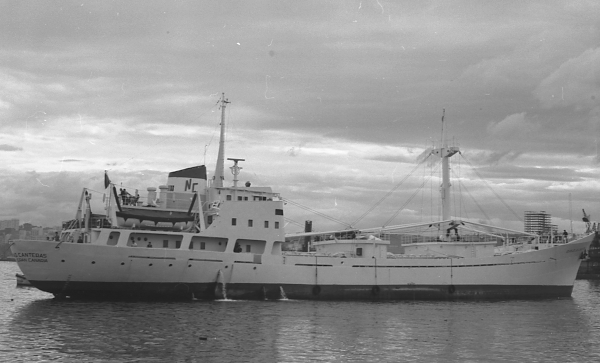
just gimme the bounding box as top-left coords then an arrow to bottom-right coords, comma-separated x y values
212,93 -> 229,188
431,109 -> 459,221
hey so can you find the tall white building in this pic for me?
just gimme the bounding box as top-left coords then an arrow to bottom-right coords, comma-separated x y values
524,211 -> 557,235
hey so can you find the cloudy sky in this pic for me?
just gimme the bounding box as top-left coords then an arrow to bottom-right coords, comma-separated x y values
1,1 -> 599,233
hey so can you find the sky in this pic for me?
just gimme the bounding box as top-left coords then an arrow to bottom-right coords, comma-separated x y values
0,0 -> 599,234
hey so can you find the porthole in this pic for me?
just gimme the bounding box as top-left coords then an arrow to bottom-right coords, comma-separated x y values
92,261 -> 96,264
188,264 -> 192,267
61,260 -> 65,263
169,264 -> 173,267
120,262 -> 125,265
144,238 -> 148,241
149,263 -> 153,266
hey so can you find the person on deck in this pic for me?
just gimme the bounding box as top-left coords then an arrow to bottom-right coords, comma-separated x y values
563,230 -> 569,242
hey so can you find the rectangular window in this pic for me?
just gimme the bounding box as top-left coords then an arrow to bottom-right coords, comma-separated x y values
176,241 -> 181,249
163,240 -> 169,248
168,185 -> 174,191
238,196 -> 243,201
356,248 -> 363,257
226,195 -> 232,201
244,197 -> 248,201
232,218 -> 237,226
275,221 -> 279,229
264,221 -> 269,228
275,209 -> 284,215
200,242 -> 206,250
248,220 -> 253,227
246,245 -> 251,252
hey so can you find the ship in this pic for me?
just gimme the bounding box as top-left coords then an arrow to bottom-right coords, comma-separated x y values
9,95 -> 594,300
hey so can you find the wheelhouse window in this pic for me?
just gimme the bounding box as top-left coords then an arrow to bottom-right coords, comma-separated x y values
275,221 -> 279,229
264,221 -> 269,228
248,220 -> 253,227
232,218 -> 237,226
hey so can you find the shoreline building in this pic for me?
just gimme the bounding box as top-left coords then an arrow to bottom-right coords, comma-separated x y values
524,211 -> 557,236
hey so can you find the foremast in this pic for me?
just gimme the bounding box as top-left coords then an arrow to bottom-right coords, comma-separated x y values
431,109 -> 459,222
212,93 -> 229,189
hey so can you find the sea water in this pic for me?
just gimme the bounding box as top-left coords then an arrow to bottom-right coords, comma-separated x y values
1,261 -> 600,362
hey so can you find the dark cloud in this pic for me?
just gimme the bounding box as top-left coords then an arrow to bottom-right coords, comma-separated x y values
1,1 -> 600,230
0,144 -> 22,151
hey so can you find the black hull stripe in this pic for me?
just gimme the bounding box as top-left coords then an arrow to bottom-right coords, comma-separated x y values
30,281 -> 574,301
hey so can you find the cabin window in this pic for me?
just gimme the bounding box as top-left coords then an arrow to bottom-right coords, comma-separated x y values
226,195 -> 232,201
163,240 -> 169,248
356,248 -> 363,257
275,209 -> 284,215
248,220 -> 253,227
168,185 -> 174,191
207,215 -> 213,225
244,197 -> 248,201
235,239 -> 266,254
232,218 -> 237,226
191,236 -> 228,252
275,221 -> 280,229
264,221 -> 269,228
176,241 -> 181,249
108,232 -> 120,246
238,196 -> 243,201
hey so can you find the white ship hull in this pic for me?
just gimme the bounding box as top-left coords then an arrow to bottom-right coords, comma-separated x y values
10,233 -> 593,300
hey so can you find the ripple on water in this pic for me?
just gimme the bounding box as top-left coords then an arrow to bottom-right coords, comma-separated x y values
2,261 -> 600,362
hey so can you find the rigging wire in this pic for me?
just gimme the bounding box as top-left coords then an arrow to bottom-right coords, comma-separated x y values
383,163 -> 440,227
351,156 -> 432,227
382,161 -> 440,227
283,198 -> 351,229
451,170 -> 490,221
459,153 -> 523,223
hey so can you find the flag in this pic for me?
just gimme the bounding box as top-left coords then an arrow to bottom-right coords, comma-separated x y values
104,171 -> 111,189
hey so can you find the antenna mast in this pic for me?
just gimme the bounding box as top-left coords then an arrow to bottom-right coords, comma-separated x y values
213,93 -> 230,188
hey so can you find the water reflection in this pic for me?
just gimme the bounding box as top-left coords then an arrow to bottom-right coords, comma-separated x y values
3,258 -> 600,363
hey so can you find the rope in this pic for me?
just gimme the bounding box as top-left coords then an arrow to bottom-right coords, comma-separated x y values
459,153 -> 523,222
283,198 -> 351,228
351,154 -> 433,226
383,162 -> 440,227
